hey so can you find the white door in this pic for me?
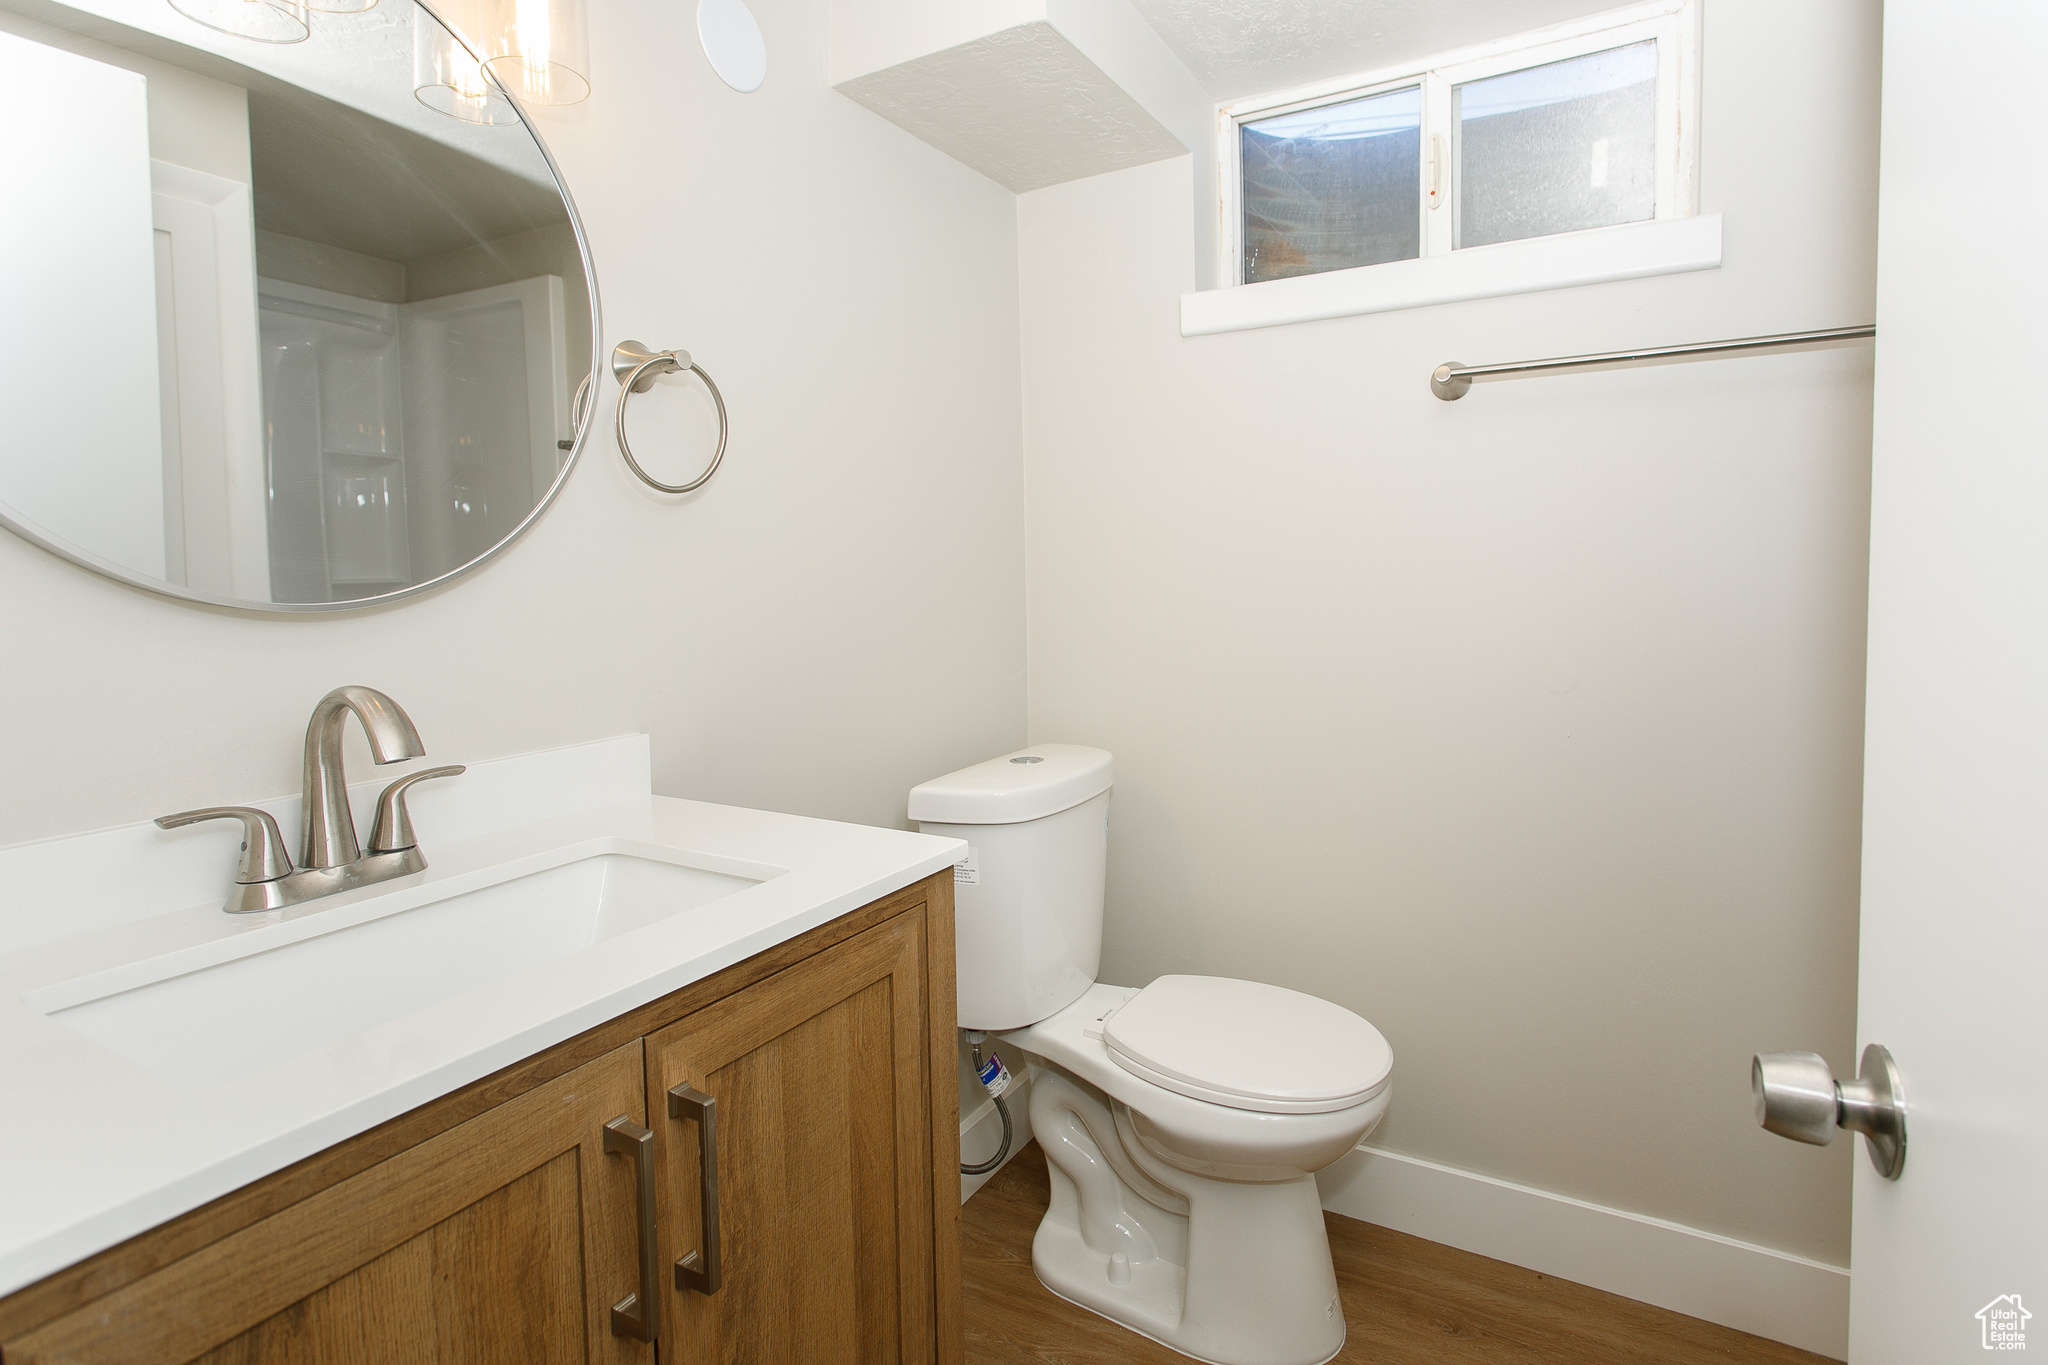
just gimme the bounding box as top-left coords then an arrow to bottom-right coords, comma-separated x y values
151,160 -> 269,600
398,275 -> 570,584
1846,2 -> 2048,1358
0,31 -> 163,579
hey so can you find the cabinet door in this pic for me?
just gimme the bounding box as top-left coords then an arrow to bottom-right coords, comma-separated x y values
648,913 -> 935,1364
5,1042 -> 654,1365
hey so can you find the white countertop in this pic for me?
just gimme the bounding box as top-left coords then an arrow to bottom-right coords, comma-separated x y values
0,736 -> 965,1297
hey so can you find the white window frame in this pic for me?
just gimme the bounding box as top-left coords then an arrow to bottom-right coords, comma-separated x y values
1215,0 -> 1698,289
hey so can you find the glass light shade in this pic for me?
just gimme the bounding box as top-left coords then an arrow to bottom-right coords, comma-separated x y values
478,0 -> 589,105
166,0 -> 309,44
304,0 -> 377,14
413,5 -> 520,125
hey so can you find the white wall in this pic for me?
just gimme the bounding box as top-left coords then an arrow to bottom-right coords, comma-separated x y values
1017,0 -> 1876,1267
0,0 -> 1026,844
134,45 -> 249,183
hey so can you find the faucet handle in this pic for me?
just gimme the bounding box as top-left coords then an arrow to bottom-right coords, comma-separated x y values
368,766 -> 467,854
155,807 -> 294,883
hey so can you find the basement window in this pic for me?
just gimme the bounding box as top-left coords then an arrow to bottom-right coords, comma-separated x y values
1222,0 -> 1697,289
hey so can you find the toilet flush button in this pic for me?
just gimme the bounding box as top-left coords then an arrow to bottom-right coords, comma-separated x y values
1082,991 -> 1137,1041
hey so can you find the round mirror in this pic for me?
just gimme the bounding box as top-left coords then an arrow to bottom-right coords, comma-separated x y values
0,0 -> 598,610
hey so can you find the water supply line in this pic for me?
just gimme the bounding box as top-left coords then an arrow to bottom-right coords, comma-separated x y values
960,1032 -> 1014,1177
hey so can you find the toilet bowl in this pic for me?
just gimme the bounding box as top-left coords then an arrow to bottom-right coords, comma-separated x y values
1003,981 -> 1390,1365
911,745 -> 1395,1365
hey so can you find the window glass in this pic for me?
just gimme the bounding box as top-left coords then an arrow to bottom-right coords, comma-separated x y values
1454,40 -> 1657,249
1241,86 -> 1421,284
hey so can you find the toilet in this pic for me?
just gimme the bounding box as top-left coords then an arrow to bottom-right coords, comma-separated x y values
912,746 -> 1392,1365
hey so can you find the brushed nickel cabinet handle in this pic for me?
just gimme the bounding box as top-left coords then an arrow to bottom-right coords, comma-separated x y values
603,1115 -> 661,1341
668,1084 -> 722,1294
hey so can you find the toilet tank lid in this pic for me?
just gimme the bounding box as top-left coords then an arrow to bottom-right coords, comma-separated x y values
908,745 -> 1113,824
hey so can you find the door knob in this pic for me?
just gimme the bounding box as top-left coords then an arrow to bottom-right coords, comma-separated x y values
1752,1043 -> 1906,1179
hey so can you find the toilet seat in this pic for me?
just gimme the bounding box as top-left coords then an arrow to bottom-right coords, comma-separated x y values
1003,983 -> 1389,1173
1101,975 -> 1392,1114
1006,980 -> 1393,1365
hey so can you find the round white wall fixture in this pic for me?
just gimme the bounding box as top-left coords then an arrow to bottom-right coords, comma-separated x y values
697,0 -> 766,92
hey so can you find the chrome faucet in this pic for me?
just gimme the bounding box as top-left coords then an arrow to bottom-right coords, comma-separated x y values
302,685 -> 424,869
157,686 -> 465,913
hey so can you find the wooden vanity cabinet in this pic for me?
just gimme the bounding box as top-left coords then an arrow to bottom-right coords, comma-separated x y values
3,1044 -> 651,1365
649,910 -> 936,1365
0,872 -> 961,1365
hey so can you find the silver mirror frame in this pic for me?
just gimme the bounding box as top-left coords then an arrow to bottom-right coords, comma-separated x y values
0,0 -> 603,614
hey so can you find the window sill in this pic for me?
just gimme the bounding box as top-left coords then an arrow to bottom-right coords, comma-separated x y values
1179,214 -> 1722,337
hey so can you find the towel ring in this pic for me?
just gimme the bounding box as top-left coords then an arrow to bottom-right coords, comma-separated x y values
609,339 -> 730,494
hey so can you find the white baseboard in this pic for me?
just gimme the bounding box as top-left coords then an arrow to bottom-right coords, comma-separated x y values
1317,1146 -> 1848,1361
959,1074 -> 1034,1203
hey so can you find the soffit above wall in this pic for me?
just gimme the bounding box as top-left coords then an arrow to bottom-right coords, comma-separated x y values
1126,0 -> 1635,100
830,0 -> 1213,201
835,21 -> 1185,194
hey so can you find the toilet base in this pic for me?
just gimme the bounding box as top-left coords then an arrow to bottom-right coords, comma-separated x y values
1033,1274 -> 1345,1365
1026,1064 -> 1350,1365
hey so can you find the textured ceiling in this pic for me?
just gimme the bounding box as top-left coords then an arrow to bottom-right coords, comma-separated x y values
1126,0 -> 1635,100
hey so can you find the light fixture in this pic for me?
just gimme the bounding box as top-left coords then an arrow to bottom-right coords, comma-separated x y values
476,0 -> 589,106
413,2 -> 520,124
166,0 -> 310,44
697,0 -> 764,94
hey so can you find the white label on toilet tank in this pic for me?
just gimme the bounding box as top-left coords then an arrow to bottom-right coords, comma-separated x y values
954,846 -> 978,885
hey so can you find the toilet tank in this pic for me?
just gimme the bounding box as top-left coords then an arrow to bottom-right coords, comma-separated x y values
909,745 -> 1113,1031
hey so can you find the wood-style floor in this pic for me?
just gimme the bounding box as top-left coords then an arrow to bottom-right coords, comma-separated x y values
962,1143 -> 1834,1365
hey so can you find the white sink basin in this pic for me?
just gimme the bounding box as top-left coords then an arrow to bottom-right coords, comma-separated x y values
33,851 -> 767,1087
